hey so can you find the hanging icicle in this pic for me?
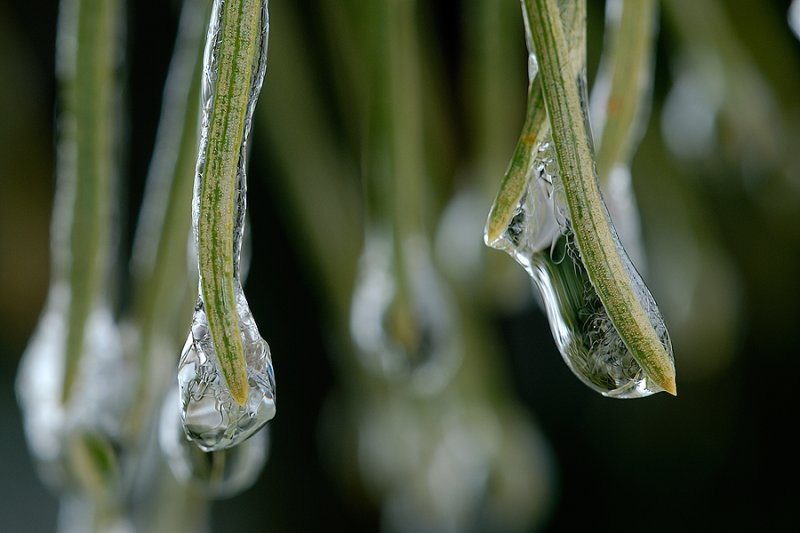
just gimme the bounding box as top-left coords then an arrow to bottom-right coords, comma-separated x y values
178,0 -> 275,451
485,0 -> 676,398
348,0 -> 462,395
16,0 -> 129,494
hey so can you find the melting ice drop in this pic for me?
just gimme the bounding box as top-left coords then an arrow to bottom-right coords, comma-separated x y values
487,139 -> 674,398
350,231 -> 461,395
178,293 -> 275,451
161,388 -> 268,496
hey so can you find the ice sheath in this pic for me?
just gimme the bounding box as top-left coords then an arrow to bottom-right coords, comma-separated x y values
485,0 -> 676,398
16,0 -> 127,491
178,0 -> 276,451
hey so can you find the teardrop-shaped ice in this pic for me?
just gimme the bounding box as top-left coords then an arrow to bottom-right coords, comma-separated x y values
530,233 -> 671,397
16,284 -> 129,489
488,139 -> 673,398
177,291 -> 275,451
160,389 -> 267,497
350,231 -> 461,395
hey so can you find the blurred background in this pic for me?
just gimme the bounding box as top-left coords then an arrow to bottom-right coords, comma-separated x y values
2,0 -> 799,531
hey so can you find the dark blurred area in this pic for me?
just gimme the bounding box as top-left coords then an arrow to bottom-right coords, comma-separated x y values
2,0 -> 800,531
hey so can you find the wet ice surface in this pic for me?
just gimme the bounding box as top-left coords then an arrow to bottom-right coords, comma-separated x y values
160,389 -> 267,497
350,231 -> 462,395
178,293 -> 275,451
487,139 -> 673,398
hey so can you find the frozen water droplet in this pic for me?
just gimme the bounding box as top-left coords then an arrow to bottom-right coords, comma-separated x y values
16,284 -> 130,489
488,140 -> 673,398
160,389 -> 267,497
178,292 -> 275,451
530,233 -> 671,397
350,231 -> 461,395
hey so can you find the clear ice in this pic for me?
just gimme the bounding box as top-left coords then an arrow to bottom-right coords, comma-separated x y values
160,389 -> 267,497
178,293 -> 275,451
487,138 -> 674,398
350,231 -> 461,395
16,0 -> 128,491
179,0 -> 275,451
16,284 -> 129,489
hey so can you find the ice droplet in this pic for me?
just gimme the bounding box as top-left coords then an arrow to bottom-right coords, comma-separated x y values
16,284 -> 129,489
350,231 -> 461,395
530,234 -> 671,397
488,139 -> 673,398
178,293 -> 275,451
160,389 -> 267,497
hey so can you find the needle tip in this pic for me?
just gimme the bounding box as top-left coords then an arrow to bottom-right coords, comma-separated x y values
661,376 -> 677,396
